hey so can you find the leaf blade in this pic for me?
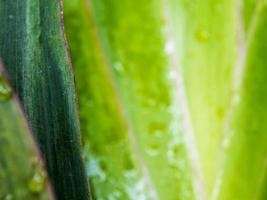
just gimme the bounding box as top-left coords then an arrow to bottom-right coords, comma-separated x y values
64,0 -> 197,199
0,1 -> 90,199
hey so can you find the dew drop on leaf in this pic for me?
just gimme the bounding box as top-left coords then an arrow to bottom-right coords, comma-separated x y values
167,140 -> 184,169
146,143 -> 159,157
87,156 -> 107,182
0,76 -> 12,102
113,61 -> 124,73
222,137 -> 231,150
232,93 -> 241,105
108,190 -> 122,200
195,29 -> 210,42
28,167 -> 46,194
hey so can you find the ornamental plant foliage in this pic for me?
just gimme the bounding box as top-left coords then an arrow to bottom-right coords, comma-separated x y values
0,0 -> 266,200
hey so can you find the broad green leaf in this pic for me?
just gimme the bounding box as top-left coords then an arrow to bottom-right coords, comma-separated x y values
64,0 -> 197,199
63,1 -> 155,199
0,65 -> 51,200
0,1 -> 90,199
214,3 -> 267,200
166,0 -> 239,196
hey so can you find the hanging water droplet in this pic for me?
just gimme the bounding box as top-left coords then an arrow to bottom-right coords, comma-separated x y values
195,29 -> 210,42
28,168 -> 46,194
0,77 -> 12,102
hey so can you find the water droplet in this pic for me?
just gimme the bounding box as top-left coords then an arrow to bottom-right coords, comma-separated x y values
0,77 -> 12,102
28,168 -> 46,194
108,190 -> 122,199
126,177 -> 153,200
168,70 -> 177,80
195,29 -> 210,42
216,107 -> 225,119
146,143 -> 159,157
222,137 -> 230,150
123,169 -> 137,179
87,156 -> 107,182
167,140 -> 183,168
165,40 -> 175,55
113,62 -> 124,73
142,98 -> 157,108
232,94 -> 240,105
147,121 -> 167,135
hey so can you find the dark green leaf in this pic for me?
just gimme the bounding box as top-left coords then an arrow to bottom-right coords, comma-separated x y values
0,1 -> 90,200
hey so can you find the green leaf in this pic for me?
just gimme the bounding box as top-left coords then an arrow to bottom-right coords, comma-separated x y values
63,1 -> 153,199
0,64 -> 51,200
166,0 -> 239,196
214,3 -> 267,200
64,0 -> 197,199
0,1 -> 90,200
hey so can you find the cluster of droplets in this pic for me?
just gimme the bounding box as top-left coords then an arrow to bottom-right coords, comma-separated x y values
86,155 -> 107,182
0,74 -> 12,102
85,143 -> 158,200
166,75 -> 196,199
124,170 -> 155,200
